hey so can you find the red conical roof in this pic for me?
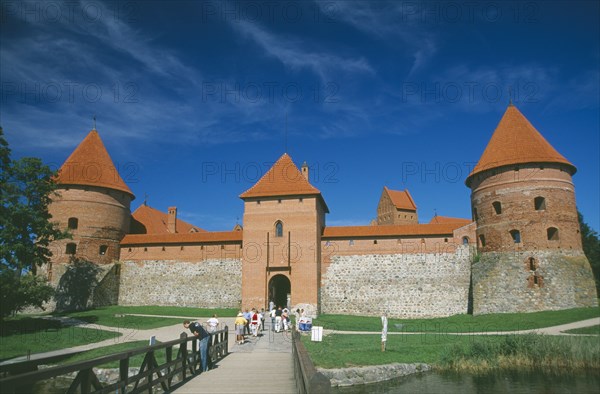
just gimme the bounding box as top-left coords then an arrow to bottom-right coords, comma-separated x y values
240,153 -> 322,199
466,105 -> 575,186
55,130 -> 134,198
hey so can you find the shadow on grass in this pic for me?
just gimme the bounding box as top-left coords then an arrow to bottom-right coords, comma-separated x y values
0,318 -> 64,337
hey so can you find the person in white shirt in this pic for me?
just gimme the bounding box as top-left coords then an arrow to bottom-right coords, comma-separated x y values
206,314 -> 219,333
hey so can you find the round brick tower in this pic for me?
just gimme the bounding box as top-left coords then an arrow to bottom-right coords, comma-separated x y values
466,105 -> 597,314
49,129 -> 134,267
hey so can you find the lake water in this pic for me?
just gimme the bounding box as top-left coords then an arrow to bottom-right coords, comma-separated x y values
332,370 -> 600,394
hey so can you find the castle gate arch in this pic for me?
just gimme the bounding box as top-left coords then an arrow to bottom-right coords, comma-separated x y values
268,274 -> 291,309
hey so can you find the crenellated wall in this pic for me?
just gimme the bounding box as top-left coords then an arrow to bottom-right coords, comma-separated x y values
320,245 -> 472,318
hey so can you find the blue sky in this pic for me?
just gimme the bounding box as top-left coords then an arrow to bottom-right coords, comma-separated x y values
1,0 -> 599,231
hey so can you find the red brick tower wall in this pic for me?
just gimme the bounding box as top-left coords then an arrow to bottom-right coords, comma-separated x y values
49,185 -> 132,265
469,164 -> 582,252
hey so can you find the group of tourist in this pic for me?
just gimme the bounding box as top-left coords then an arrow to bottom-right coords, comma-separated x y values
234,308 -> 266,344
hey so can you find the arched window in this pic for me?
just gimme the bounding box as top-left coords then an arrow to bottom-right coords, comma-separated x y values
534,196 -> 546,211
66,243 -> 77,255
275,221 -> 283,237
99,245 -> 108,255
492,201 -> 502,215
462,236 -> 469,245
510,229 -> 521,244
68,217 -> 78,229
479,234 -> 486,247
547,227 -> 559,241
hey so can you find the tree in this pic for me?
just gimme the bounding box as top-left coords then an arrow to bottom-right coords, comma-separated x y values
0,127 -> 67,319
579,211 -> 600,295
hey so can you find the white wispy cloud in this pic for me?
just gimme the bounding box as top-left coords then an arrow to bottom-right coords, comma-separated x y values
229,19 -> 374,81
314,0 -> 437,75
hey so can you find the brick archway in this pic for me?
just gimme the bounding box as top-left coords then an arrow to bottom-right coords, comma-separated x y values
268,274 -> 291,309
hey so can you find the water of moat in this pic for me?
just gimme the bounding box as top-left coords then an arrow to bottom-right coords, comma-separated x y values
332,370 -> 600,394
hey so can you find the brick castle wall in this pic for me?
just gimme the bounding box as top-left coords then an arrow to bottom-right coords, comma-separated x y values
118,259 -> 242,308
472,250 -> 598,314
321,245 -> 472,318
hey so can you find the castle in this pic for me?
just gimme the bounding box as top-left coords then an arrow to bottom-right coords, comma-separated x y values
44,104 -> 598,317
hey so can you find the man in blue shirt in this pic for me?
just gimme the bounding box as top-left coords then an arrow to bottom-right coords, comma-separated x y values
183,320 -> 210,372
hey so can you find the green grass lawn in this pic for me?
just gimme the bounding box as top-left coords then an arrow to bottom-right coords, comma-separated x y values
0,317 -> 121,361
301,333 -> 505,368
302,332 -> 600,371
314,306 -> 600,333
563,325 -> 600,335
53,305 -> 238,329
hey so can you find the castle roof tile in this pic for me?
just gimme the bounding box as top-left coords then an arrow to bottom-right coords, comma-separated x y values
466,105 -> 575,186
428,216 -> 471,226
322,223 -> 465,238
130,205 -> 206,234
121,230 -> 242,245
240,153 -> 322,199
55,130 -> 134,197
384,187 -> 417,211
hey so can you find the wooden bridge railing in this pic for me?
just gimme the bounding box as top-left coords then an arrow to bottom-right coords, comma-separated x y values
0,326 -> 228,394
291,328 -> 330,394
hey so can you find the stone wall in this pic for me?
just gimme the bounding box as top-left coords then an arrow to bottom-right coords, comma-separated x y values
472,250 -> 598,314
118,259 -> 242,308
321,246 -> 472,318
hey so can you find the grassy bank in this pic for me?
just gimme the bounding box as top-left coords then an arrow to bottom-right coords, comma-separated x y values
302,332 -> 600,373
0,317 -> 120,360
438,334 -> 600,373
314,306 -> 600,333
53,305 -> 238,329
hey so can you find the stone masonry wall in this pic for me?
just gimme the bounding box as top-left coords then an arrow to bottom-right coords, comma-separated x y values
472,250 -> 598,314
321,246 -> 472,318
118,259 -> 242,308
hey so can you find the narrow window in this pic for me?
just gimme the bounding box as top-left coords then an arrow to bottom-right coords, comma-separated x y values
534,197 -> 546,211
492,201 -> 502,215
528,257 -> 537,271
444,238 -> 448,243
278,199 -> 282,204
144,247 -> 148,252
181,246 -> 185,251
349,240 -> 354,246
462,236 -> 469,245
66,243 -> 77,254
547,227 -> 559,241
510,230 -> 521,244
162,246 -> 166,251
68,217 -> 78,229
257,200 -> 261,205
275,221 -> 283,237
473,208 -> 478,221
99,245 -> 108,255
128,247 -> 132,252
373,240 -> 378,245
479,234 -> 486,247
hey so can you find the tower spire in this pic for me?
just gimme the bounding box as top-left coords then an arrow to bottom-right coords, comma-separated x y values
92,114 -> 97,130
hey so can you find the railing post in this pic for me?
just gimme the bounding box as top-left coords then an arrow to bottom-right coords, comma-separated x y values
180,332 -> 187,381
119,357 -> 129,393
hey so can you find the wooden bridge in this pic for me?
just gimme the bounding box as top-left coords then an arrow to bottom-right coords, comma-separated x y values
0,325 -> 329,394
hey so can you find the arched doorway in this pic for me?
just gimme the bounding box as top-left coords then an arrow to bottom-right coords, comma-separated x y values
268,274 -> 291,309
